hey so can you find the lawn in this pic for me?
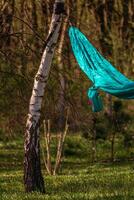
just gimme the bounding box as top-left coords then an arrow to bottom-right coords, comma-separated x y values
0,135 -> 134,200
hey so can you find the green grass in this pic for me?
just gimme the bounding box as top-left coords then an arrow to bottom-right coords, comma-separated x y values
0,135 -> 134,200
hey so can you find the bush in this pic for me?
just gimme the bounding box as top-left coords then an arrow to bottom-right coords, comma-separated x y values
64,136 -> 88,157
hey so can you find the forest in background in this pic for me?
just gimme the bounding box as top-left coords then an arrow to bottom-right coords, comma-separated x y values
1,0 -> 134,198
0,0 -> 134,160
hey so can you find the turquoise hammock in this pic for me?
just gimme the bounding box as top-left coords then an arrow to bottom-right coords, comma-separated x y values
68,27 -> 134,112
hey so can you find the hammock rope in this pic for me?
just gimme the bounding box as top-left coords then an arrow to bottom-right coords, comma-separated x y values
68,26 -> 134,112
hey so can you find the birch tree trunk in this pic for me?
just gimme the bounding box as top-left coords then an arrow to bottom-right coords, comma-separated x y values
24,0 -> 65,193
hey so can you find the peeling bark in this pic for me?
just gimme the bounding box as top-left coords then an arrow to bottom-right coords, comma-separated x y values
24,0 -> 65,193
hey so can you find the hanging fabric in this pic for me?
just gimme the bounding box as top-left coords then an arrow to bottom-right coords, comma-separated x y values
68,27 -> 134,112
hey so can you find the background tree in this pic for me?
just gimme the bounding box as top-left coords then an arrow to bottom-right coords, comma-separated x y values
24,0 -> 65,193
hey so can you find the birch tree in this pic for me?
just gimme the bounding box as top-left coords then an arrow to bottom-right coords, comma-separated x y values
24,0 -> 65,193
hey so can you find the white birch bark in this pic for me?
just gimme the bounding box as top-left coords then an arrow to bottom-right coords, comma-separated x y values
28,0 -> 65,123
24,0 -> 65,193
